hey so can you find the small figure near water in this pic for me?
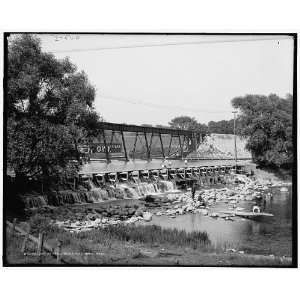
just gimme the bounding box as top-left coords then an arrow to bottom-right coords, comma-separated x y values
191,182 -> 197,200
252,205 -> 261,213
266,192 -> 273,202
253,191 -> 270,212
197,191 -> 206,207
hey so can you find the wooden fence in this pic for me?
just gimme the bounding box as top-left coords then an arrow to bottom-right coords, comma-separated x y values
6,220 -> 82,264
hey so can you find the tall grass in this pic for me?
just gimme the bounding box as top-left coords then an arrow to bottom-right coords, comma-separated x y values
27,215 -> 211,251
75,224 -> 211,249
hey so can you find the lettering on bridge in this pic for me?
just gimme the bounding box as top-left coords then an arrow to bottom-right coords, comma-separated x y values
79,143 -> 123,154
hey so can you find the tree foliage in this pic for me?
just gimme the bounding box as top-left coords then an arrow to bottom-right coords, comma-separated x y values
231,94 -> 293,168
208,119 -> 241,134
169,116 -> 208,134
7,34 -> 102,182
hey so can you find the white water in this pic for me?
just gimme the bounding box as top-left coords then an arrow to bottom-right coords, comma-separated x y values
24,178 -> 180,207
160,180 -> 176,191
117,183 -> 140,198
87,180 -> 110,202
85,178 -> 178,201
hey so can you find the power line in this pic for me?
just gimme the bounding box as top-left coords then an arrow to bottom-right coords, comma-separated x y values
49,36 -> 291,53
100,94 -> 230,114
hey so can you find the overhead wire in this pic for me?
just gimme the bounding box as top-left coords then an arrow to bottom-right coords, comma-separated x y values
100,94 -> 230,114
47,36 -> 289,118
49,36 -> 291,53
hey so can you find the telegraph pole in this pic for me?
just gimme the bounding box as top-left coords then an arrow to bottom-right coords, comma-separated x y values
232,110 -> 238,172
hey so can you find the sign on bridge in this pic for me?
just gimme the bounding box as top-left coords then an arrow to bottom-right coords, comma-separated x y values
91,143 -> 122,153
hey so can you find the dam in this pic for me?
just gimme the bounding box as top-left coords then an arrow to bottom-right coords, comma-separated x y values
78,159 -> 246,185
77,121 -> 249,181
13,122 -> 250,208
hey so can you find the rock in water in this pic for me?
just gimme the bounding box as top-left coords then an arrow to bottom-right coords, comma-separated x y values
210,213 -> 219,218
143,212 -> 153,222
145,195 -> 156,202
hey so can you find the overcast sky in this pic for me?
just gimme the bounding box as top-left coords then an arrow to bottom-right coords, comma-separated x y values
39,34 -> 294,126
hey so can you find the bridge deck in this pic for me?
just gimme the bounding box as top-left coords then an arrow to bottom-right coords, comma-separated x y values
97,121 -> 199,136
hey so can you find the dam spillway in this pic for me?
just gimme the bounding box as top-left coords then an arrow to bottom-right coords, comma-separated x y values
79,158 -> 248,176
78,158 -> 248,187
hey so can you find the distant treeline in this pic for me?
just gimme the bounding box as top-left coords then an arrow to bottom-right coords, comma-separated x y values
142,118 -> 239,134
150,93 -> 294,170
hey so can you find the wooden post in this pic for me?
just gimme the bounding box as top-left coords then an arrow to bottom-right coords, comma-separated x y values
37,232 -> 44,262
56,240 -> 62,263
21,224 -> 31,254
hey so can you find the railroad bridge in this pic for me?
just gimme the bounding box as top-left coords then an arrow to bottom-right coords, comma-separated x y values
80,121 -> 205,162
78,122 -> 247,181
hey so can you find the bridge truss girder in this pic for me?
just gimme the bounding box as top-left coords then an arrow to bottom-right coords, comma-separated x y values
88,122 -> 204,162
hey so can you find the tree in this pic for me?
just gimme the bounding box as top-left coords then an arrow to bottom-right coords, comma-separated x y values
169,116 -> 208,134
208,119 -> 243,134
140,124 -> 153,127
7,34 -> 102,183
155,124 -> 170,129
231,94 -> 293,168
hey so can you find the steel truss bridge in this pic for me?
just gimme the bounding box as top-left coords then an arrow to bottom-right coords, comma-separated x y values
82,122 -> 205,162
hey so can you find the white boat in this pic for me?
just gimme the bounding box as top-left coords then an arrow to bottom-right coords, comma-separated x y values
221,210 -> 274,220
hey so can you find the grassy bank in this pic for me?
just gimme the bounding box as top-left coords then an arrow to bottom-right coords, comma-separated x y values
5,219 -> 292,266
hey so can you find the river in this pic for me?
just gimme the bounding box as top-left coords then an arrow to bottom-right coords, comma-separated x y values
143,185 -> 293,256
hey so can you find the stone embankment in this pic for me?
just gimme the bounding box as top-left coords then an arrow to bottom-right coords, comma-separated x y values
187,133 -> 251,159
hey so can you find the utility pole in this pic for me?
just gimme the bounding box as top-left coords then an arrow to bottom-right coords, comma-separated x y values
232,110 -> 238,172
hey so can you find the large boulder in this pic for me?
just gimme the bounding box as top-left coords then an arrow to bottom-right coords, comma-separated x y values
142,212 -> 153,221
144,195 -> 157,202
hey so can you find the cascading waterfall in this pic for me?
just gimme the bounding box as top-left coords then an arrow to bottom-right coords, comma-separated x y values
22,178 -> 179,208
127,180 -> 177,197
22,194 -> 48,208
158,180 -> 177,192
88,180 -> 109,202
117,184 -> 140,199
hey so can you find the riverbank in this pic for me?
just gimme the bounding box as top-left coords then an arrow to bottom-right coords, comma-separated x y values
5,170 -> 293,266
5,223 -> 292,266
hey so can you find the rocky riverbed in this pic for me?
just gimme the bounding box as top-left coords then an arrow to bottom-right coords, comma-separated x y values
48,174 -> 291,233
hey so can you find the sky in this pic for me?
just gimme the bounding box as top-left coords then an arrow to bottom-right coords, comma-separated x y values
38,34 -> 294,126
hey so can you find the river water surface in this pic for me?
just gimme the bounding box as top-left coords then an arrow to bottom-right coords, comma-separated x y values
144,186 -> 293,256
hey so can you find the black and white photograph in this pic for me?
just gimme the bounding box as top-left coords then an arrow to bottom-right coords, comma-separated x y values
2,33 -> 297,267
